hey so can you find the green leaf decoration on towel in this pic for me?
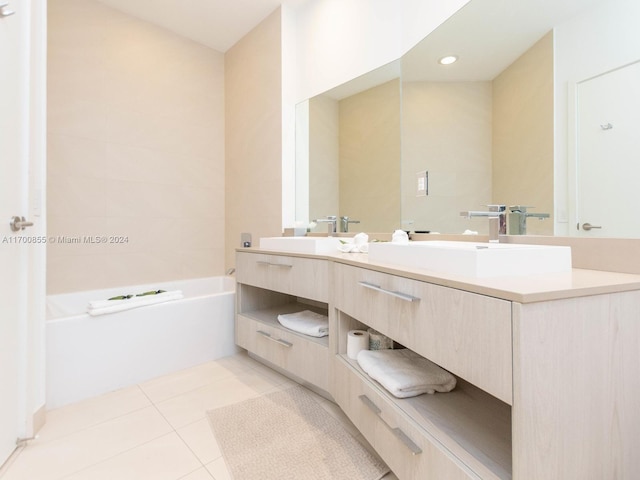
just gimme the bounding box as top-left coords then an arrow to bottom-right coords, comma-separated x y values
108,289 -> 166,300
135,289 -> 167,297
108,294 -> 134,301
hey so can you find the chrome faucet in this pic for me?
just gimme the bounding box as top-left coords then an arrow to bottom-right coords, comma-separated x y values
340,216 -> 360,233
314,215 -> 338,235
460,204 -> 506,243
508,205 -> 550,235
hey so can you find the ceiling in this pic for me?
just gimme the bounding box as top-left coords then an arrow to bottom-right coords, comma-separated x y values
402,0 -> 604,82
96,0 -> 310,52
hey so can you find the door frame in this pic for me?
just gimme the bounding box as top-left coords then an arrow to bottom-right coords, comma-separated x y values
1,0 -> 47,466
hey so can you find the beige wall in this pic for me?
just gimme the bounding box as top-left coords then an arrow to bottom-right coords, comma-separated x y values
493,31 -> 554,235
402,81 -> 493,234
338,79 -> 401,232
224,9 -> 283,268
47,0 -> 225,294
309,95 -> 339,224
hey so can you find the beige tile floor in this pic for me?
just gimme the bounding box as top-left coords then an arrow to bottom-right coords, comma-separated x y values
0,352 -> 397,480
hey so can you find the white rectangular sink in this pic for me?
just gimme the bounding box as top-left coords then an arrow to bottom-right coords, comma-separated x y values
368,241 -> 572,277
259,236 -> 342,254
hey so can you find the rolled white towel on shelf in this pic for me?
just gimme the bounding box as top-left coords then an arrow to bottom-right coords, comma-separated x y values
356,348 -> 456,398
87,290 -> 184,316
277,310 -> 328,337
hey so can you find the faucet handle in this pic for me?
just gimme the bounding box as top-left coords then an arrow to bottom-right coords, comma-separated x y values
509,205 -> 534,213
485,204 -> 506,212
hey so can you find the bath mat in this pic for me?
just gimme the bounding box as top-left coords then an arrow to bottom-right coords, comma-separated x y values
206,386 -> 389,480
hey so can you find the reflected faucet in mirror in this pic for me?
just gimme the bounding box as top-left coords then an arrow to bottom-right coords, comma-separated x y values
460,205 -> 507,243
341,216 -> 360,233
314,215 -> 338,235
508,206 -> 550,235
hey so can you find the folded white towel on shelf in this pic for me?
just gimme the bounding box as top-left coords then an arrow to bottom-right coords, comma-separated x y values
277,310 -> 329,337
356,348 -> 456,398
87,290 -> 184,316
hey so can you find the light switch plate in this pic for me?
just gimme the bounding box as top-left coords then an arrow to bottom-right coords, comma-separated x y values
240,232 -> 252,248
416,171 -> 428,196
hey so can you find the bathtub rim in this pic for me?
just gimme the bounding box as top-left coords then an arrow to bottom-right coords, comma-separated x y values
46,275 -> 236,321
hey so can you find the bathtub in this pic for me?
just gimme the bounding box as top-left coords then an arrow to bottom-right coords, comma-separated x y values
46,276 -> 238,409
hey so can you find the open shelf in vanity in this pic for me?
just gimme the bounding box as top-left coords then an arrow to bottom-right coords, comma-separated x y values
237,286 -> 329,348
235,247 -> 640,479
332,275 -> 513,480
235,251 -> 331,392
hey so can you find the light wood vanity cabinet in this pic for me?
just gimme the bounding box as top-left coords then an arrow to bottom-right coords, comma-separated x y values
236,252 -> 329,302
334,263 -> 513,405
236,249 -> 640,480
235,251 -> 330,392
333,356 -> 475,480
332,263 -> 512,480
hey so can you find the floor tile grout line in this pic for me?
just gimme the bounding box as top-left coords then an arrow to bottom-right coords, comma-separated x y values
175,465 -> 216,480
136,354 -> 261,405
137,383 -> 220,470
27,402 -> 155,448
54,430 -> 184,480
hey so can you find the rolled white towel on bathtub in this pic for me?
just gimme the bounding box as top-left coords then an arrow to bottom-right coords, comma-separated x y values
87,290 -> 184,316
277,310 -> 328,337
356,348 -> 456,398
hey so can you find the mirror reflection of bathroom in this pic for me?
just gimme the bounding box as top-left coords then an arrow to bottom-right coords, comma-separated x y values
297,0 -> 640,238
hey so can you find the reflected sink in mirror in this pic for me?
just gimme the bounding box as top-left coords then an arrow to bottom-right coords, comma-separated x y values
259,237 -> 342,254
368,241 -> 572,277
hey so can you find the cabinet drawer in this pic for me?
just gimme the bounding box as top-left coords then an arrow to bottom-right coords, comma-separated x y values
334,263 -> 512,404
236,252 -> 329,302
236,314 -> 329,391
334,358 -> 474,480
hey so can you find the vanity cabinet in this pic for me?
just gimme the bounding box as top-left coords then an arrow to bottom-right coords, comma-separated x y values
333,356 -> 476,479
236,252 -> 329,302
332,263 -> 512,480
235,251 -> 330,392
236,248 -> 640,479
334,263 -> 512,405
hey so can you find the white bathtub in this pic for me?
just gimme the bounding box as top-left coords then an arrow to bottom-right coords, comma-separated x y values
46,276 -> 238,409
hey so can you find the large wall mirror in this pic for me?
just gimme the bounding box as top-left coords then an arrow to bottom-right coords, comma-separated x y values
295,0 -> 640,237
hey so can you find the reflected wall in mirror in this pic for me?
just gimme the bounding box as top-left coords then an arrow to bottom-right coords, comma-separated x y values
297,62 -> 401,233
402,30 -> 554,235
296,0 -> 639,237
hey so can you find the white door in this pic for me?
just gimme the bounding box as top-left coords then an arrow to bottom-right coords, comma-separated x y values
0,0 -> 30,465
575,61 -> 640,237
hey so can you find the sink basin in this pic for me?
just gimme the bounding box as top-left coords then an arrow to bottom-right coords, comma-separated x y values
259,236 -> 342,254
368,241 -> 572,277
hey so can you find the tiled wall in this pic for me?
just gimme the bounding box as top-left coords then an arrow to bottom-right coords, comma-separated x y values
224,9 -> 283,269
47,0 -> 226,294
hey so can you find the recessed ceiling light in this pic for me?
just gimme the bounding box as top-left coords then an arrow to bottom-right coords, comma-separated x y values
438,55 -> 458,65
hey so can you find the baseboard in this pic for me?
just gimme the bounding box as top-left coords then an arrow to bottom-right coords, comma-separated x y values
32,404 -> 46,436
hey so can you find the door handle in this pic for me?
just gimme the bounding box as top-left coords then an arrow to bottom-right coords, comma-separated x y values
10,216 -> 34,232
582,223 -> 602,231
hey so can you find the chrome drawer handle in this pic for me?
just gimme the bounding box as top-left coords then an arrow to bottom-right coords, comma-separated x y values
257,330 -> 293,348
359,395 -> 422,455
358,281 -> 420,302
256,261 -> 293,268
